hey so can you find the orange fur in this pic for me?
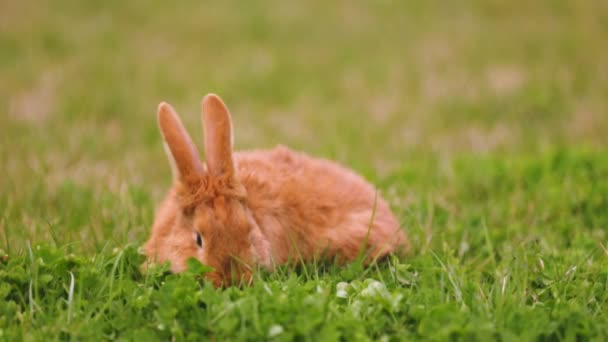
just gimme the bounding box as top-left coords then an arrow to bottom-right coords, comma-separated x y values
143,94 -> 409,287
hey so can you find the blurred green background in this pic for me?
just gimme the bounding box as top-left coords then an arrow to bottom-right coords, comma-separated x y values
1,1 -> 607,250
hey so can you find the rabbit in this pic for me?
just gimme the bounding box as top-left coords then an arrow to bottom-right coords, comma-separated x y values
143,94 -> 409,287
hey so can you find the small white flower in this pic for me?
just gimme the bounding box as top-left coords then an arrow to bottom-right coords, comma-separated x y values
336,282 -> 349,291
268,324 -> 284,337
369,280 -> 385,293
336,282 -> 349,298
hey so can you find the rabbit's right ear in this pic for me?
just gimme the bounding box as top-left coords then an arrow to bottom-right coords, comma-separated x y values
157,102 -> 203,182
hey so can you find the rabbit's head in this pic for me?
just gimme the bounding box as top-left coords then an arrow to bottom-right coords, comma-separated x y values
150,94 -> 265,287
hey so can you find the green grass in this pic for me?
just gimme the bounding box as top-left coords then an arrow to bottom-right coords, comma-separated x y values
1,0 -> 608,340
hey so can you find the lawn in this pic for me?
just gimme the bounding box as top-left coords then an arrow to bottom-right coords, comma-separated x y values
1,1 -> 608,340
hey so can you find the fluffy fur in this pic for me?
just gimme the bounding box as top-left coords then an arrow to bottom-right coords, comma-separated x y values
143,94 -> 409,287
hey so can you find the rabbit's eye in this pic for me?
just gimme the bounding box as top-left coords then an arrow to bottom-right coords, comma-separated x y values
194,232 -> 204,249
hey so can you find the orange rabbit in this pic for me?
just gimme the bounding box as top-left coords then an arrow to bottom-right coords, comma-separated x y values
143,94 -> 409,287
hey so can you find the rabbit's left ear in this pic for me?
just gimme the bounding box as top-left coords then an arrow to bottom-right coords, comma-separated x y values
202,94 -> 235,178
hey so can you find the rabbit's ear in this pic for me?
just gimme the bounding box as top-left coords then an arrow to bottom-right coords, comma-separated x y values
202,94 -> 235,178
157,102 -> 204,181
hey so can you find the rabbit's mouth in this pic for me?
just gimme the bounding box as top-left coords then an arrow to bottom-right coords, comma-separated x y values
206,269 -> 253,288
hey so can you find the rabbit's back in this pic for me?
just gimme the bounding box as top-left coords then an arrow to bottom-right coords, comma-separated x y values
235,145 -> 409,264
